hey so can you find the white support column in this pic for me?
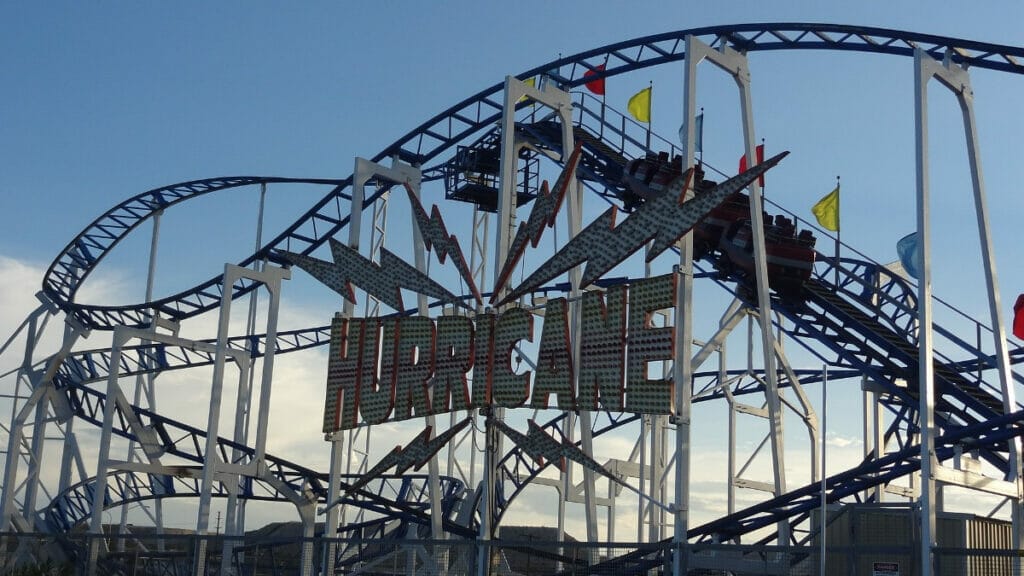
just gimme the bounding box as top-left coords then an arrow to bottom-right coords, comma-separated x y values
1,313 -> 85,532
480,75 -> 525,576
21,389 -> 49,523
713,303 -> 742,532
954,57 -> 1024,554
913,48 -> 938,576
913,47 -> 1023,572
873,390 -> 884,503
225,340 -> 251,563
118,209 -> 162,550
861,383 -> 874,502
252,266 -> 289,465
638,414 -> 648,542
194,263 -> 286,576
299,500 -> 317,576
682,35 -> 787,548
650,412 -> 665,543
194,264 -> 241,576
221,364 -> 253,576
493,75 -> 572,302
725,346 -> 736,522
648,297 -> 672,544
461,206 -> 488,491
321,429 -> 345,575
227,184 -> 267,559
443,205 -> 487,502
554,89 -> 601,550
819,367 -> 828,576
606,479 -> 616,554
57,416 -> 80,497
493,77 -> 525,305
479,76 -> 574,576
477,419 -> 495,576
672,35 -> 701,574
324,158 -> 370,566
88,327 -> 131,576
403,161 -> 449,544
220,468 -> 241,576
1,385 -> 47,530
732,52 -> 787,544
861,381 -> 870,500
1,306 -> 43,530
862,379 -> 885,503
324,157 -> 418,574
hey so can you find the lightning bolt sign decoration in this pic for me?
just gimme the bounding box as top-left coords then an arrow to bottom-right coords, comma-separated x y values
495,419 -> 626,488
497,150 -> 789,306
342,417 -> 472,498
491,143 -> 584,302
404,184 -> 483,306
281,238 -> 467,312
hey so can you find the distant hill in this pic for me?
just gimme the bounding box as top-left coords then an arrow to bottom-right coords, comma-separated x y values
101,521 -> 583,574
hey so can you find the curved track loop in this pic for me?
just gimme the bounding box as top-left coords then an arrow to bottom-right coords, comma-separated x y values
25,23 -> 1024,558
45,177 -> 346,330
46,465 -> 464,535
51,352 -> 467,533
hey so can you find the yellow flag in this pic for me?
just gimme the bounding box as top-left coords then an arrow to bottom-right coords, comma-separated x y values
627,86 -> 651,123
811,186 -> 840,232
517,77 -> 536,103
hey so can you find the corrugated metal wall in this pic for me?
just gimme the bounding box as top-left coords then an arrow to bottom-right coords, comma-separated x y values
813,503 -> 1013,576
964,516 -> 1013,575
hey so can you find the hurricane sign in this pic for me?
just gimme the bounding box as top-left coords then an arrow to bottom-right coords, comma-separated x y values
282,149 -> 787,432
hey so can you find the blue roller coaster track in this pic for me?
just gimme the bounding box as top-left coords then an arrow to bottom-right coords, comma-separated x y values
11,22 -> 1024,573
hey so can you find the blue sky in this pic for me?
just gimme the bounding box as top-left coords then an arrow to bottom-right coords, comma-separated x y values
3,3 -> 1023,308
3,2 -> 1024,535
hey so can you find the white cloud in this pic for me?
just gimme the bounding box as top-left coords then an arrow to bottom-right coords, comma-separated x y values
826,433 -> 860,449
0,255 -> 54,374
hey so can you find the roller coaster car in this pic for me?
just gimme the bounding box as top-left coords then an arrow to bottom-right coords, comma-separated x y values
622,150 -> 684,200
714,213 -> 817,300
692,184 -> 748,259
621,150 -> 817,299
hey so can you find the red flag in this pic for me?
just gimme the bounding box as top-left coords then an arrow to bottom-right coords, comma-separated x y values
584,64 -> 605,96
1013,294 -> 1024,339
738,144 -> 766,187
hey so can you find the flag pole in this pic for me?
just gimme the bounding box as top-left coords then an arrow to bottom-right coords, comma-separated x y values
645,80 -> 652,150
820,364 -> 828,575
600,88 -> 607,136
697,106 -> 704,164
834,175 -> 841,287
599,55 -> 608,139
760,138 -> 766,198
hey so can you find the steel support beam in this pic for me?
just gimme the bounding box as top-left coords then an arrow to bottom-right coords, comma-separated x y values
404,162 -> 450,545
1,313 -> 85,533
913,48 -> 939,576
915,47 -> 1023,575
680,36 -> 788,556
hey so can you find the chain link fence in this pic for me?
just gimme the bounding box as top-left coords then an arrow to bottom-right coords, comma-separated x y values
1,531 -> 1021,575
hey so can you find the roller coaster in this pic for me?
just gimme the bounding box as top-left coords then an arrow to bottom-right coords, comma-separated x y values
3,22 -> 1024,576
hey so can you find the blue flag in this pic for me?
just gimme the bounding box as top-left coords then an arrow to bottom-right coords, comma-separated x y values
695,112 -> 703,153
540,65 -> 561,90
897,232 -> 921,279
678,112 -> 703,153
